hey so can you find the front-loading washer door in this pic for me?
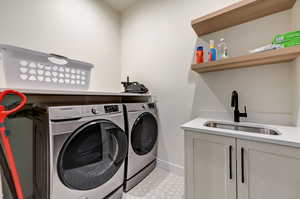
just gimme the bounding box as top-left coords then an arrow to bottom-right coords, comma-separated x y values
131,112 -> 158,156
57,119 -> 127,191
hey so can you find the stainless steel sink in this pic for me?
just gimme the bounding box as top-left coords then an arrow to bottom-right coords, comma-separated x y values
204,121 -> 281,135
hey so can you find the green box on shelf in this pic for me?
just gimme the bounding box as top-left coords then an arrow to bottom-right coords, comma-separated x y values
273,30 -> 300,44
278,37 -> 300,48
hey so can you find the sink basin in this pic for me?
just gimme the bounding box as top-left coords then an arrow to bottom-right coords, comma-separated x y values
204,121 -> 281,135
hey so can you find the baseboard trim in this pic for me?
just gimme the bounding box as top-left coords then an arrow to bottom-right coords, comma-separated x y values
156,159 -> 184,176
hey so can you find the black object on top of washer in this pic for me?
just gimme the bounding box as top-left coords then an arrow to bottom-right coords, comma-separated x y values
121,77 -> 148,94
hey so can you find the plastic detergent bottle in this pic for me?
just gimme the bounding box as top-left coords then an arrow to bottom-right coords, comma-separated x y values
195,46 -> 204,64
209,40 -> 217,61
218,38 -> 228,59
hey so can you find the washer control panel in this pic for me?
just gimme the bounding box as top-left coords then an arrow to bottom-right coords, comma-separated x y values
48,104 -> 122,120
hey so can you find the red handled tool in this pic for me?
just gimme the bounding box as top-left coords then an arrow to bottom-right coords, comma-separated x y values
0,89 -> 27,199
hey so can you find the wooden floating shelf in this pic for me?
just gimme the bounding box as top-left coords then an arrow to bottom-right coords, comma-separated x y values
192,0 -> 296,37
192,46 -> 300,73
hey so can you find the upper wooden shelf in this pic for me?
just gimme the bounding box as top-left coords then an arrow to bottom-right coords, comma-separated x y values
192,46 -> 300,73
192,0 -> 296,37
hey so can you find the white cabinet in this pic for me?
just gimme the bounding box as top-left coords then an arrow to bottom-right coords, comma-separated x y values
185,131 -> 300,199
237,139 -> 300,199
185,131 -> 236,199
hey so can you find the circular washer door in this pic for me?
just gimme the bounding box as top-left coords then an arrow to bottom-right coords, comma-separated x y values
57,120 -> 128,190
131,112 -> 158,156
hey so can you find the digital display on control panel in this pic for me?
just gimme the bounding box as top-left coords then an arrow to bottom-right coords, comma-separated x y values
104,105 -> 119,113
148,103 -> 156,109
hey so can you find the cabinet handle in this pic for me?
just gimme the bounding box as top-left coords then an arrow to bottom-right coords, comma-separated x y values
241,147 -> 245,183
229,145 -> 232,180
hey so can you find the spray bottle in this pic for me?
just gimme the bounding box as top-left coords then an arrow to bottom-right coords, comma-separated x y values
218,38 -> 229,59
209,40 -> 217,61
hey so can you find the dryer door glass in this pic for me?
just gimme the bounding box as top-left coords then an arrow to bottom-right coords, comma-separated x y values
131,112 -> 158,155
57,120 -> 128,190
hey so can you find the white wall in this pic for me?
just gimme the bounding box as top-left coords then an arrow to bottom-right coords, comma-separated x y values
121,0 -> 298,170
292,1 -> 300,126
0,0 -> 122,92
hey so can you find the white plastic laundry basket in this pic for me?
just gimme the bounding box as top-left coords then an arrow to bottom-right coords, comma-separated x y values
0,44 -> 94,90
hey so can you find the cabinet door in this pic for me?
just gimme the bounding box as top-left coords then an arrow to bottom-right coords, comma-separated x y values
237,139 -> 300,199
185,132 -> 236,199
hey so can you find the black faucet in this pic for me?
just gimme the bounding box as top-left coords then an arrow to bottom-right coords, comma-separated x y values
231,90 -> 247,122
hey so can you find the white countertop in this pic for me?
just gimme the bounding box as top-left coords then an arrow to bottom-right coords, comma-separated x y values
182,118 -> 300,148
0,88 -> 151,97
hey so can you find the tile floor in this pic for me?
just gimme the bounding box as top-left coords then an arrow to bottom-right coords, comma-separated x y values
123,168 -> 184,199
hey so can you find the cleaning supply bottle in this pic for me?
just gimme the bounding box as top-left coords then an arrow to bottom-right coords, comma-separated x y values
195,46 -> 204,64
209,40 -> 217,61
218,38 -> 228,59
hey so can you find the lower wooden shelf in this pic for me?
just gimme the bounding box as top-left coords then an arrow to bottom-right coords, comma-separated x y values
191,46 -> 300,73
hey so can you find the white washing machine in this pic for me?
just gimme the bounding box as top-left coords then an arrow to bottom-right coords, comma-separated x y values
33,104 -> 128,199
123,103 -> 159,192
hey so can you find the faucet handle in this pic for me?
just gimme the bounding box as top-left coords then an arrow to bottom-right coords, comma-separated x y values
242,106 -> 248,118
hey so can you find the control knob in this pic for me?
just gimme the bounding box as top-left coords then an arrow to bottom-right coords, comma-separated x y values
91,108 -> 99,114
